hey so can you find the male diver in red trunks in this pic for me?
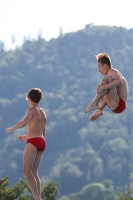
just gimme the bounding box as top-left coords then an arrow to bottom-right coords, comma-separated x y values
84,53 -> 128,120
5,88 -> 47,200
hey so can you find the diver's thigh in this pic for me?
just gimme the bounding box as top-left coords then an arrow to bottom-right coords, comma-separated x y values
106,88 -> 119,108
23,143 -> 37,171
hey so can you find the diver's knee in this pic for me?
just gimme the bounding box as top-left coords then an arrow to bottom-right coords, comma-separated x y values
102,75 -> 112,84
23,167 -> 26,175
23,167 -> 29,176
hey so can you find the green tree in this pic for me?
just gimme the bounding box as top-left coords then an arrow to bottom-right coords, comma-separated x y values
41,180 -> 59,200
0,177 -> 60,200
0,177 -> 29,200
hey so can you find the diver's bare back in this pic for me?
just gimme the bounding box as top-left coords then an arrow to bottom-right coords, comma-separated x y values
27,106 -> 46,138
108,68 -> 128,102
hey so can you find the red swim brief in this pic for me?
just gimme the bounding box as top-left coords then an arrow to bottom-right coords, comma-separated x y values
27,137 -> 46,152
111,98 -> 126,113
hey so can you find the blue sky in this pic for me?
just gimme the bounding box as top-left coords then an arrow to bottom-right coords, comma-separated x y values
0,0 -> 133,50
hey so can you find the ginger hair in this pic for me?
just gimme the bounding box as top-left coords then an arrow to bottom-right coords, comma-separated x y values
95,53 -> 112,67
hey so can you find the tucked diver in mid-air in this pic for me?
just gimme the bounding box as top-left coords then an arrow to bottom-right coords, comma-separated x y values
84,53 -> 128,120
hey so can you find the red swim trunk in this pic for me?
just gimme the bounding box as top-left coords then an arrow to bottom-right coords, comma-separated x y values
27,137 -> 46,152
111,98 -> 126,113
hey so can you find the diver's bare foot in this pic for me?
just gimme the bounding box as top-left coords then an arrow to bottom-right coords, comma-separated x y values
89,109 -> 103,120
84,103 -> 99,114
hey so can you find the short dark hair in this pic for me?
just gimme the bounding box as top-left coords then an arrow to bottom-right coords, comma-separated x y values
96,53 -> 111,67
26,88 -> 42,103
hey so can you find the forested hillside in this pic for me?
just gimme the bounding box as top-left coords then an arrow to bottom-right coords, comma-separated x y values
0,24 -> 133,199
